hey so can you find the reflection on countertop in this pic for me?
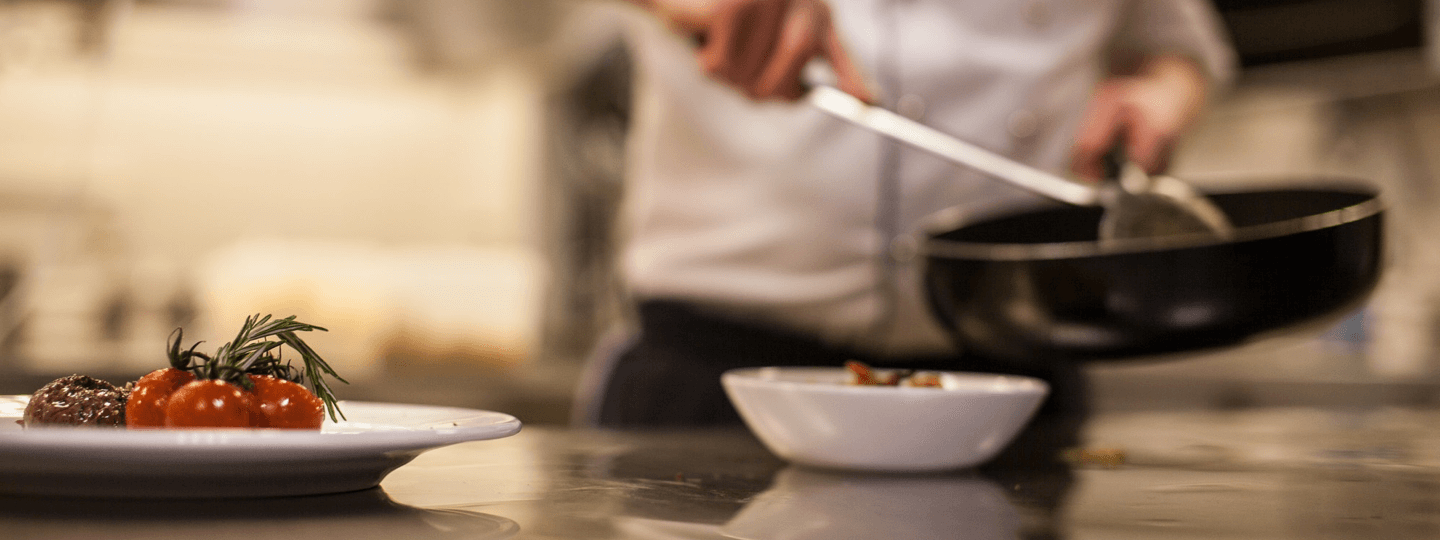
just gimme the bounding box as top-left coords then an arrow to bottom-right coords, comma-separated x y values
8,407 -> 1440,539
723,467 -> 1022,540
0,486 -> 522,540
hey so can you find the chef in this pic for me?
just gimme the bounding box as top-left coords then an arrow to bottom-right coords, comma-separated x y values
578,0 -> 1237,427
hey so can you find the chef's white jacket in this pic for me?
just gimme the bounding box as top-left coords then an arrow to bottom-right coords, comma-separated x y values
618,0 -> 1237,356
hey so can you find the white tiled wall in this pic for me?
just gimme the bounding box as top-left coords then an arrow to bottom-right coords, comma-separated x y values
0,0 -> 555,378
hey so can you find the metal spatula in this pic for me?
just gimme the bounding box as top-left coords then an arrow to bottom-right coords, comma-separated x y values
807,86 -> 1233,241
1095,143 -> 1233,240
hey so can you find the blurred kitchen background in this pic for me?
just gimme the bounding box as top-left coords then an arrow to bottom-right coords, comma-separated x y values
0,0 -> 1438,424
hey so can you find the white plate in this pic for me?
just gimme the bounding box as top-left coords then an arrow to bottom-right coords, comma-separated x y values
0,396 -> 522,498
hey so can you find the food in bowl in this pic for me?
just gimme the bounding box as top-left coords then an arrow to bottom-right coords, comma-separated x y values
844,360 -> 942,387
722,366 -> 1048,472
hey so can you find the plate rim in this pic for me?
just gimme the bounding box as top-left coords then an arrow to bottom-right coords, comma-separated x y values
0,398 -> 523,454
0,397 -> 523,498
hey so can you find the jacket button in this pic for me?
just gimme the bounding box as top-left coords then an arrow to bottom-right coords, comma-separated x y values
890,234 -> 920,264
896,93 -> 927,121
1023,1 -> 1051,28
1008,109 -> 1039,139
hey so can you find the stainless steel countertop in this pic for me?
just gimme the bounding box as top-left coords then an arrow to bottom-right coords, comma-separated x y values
6,404 -> 1440,539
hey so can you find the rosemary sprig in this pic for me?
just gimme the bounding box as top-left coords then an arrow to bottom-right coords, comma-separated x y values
166,328 -> 209,371
167,314 -> 349,421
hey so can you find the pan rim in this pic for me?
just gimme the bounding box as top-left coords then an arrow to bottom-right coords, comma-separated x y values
921,180 -> 1384,261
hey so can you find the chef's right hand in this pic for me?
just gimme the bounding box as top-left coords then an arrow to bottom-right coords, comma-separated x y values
632,0 -> 874,103
1070,55 -> 1210,181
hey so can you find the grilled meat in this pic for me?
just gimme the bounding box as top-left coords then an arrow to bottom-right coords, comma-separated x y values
22,374 -> 132,427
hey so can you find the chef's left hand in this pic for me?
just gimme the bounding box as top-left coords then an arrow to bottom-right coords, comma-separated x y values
1070,55 -> 1209,181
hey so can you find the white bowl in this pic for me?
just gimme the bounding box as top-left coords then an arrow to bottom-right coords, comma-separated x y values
721,366 -> 1049,472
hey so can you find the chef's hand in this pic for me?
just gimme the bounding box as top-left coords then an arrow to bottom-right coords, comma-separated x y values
1071,55 -> 1209,181
630,0 -> 874,103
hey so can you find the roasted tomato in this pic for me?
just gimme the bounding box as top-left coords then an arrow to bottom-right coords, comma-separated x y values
126,368 -> 196,429
163,379 -> 259,429
116,314 -> 346,429
249,374 -> 325,429
127,374 -> 326,430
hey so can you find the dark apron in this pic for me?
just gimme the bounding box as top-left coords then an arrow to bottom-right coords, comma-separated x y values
595,300 -> 1089,437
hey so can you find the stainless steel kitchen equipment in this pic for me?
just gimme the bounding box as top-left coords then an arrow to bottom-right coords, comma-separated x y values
808,86 -> 1234,241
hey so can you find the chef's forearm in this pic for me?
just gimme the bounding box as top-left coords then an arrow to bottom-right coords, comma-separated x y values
619,0 -> 715,31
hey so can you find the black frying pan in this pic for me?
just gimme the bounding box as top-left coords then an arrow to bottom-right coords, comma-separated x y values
921,178 -> 1384,364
